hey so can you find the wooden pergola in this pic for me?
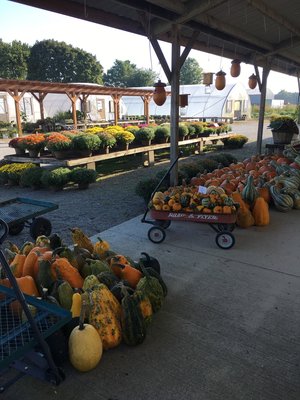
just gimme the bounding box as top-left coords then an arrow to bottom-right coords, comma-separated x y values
0,79 -> 158,135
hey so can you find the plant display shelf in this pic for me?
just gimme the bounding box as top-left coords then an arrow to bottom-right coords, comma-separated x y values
0,219 -> 71,393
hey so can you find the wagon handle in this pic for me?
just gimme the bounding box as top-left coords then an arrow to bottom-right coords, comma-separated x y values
0,219 -> 9,245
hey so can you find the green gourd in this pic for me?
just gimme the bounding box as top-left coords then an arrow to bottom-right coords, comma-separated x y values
136,265 -> 164,313
242,175 -> 259,206
133,290 -> 153,328
58,280 -> 74,310
36,259 -> 54,291
81,259 -> 110,278
97,270 -> 120,289
82,275 -> 100,291
121,286 -> 147,346
270,185 -> 293,212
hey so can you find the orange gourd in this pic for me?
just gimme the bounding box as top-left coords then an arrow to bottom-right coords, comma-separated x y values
257,187 -> 271,204
1,275 -> 39,316
236,203 -> 255,228
213,206 -> 223,213
9,254 -> 26,278
222,205 -> 232,214
51,258 -> 84,288
113,263 -> 142,288
22,247 -> 50,279
252,197 -> 270,226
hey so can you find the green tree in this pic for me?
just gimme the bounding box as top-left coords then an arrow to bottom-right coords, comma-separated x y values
103,59 -> 158,87
274,90 -> 298,105
27,40 -> 103,83
0,39 -> 30,79
180,57 -> 203,85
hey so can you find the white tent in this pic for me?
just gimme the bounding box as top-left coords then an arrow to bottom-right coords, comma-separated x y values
123,82 -> 251,121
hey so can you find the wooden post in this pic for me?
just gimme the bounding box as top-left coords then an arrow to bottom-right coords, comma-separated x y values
169,26 -> 180,186
7,89 -> 26,136
31,92 -> 47,121
66,92 -> 78,129
141,95 -> 151,124
79,94 -> 89,129
112,95 -> 120,125
256,66 -> 270,154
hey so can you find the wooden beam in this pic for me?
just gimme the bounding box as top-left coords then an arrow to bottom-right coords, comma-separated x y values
247,0 -> 300,38
153,0 -> 228,36
147,37 -> 171,82
141,95 -> 151,125
66,92 -> 78,129
179,30 -> 199,69
112,94 -> 121,125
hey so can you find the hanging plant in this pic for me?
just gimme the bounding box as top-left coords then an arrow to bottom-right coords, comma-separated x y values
215,70 -> 226,90
230,59 -> 241,77
248,74 -> 258,89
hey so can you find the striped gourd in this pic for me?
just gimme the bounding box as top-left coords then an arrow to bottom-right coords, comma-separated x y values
270,185 -> 293,212
242,175 -> 258,206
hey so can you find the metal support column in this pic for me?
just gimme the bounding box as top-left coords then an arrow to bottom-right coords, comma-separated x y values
256,66 -> 270,154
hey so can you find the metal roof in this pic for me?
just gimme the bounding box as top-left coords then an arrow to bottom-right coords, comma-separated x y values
9,0 -> 300,78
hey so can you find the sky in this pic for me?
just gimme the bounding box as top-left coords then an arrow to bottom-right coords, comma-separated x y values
0,0 -> 299,95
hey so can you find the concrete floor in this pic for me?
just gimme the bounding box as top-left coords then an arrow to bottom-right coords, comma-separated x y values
2,208 -> 300,400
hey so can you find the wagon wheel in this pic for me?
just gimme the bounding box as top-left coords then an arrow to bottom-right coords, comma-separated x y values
30,217 -> 52,240
148,226 -> 166,244
215,231 -> 235,249
154,220 -> 171,229
216,223 -> 235,232
8,222 -> 25,236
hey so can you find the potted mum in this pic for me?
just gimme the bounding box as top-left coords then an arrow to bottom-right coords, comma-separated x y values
45,132 -> 72,159
114,130 -> 135,150
22,134 -> 46,158
134,127 -> 155,146
96,132 -> 116,153
267,115 -> 299,145
8,137 -> 27,156
70,167 -> 97,190
41,167 -> 71,191
154,125 -> 170,143
71,134 -> 101,157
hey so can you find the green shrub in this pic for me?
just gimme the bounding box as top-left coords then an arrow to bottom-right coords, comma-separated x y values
221,135 -> 248,149
135,177 -> 161,203
191,122 -> 204,135
221,153 -> 238,164
178,123 -> 189,138
187,124 -> 196,136
20,167 -> 44,188
135,127 -> 155,143
71,134 -> 101,151
70,168 -> 97,184
195,158 -> 219,172
179,162 -> 202,181
96,132 -> 116,148
0,162 -> 35,185
154,126 -> 170,142
41,167 -> 71,189
208,153 -> 233,167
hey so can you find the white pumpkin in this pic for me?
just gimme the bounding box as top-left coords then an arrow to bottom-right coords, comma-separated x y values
69,323 -> 103,372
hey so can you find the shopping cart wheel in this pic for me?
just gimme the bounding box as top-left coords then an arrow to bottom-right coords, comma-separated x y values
217,223 -> 235,232
215,231 -> 235,249
148,226 -> 166,244
155,220 -> 171,229
8,222 -> 25,235
30,217 -> 52,239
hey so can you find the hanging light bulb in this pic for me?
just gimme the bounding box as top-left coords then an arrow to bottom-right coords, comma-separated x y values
248,74 -> 258,89
153,80 -> 167,106
230,59 -> 241,77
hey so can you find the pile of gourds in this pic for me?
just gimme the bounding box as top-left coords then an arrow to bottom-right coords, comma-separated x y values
0,228 -> 167,372
151,185 -> 237,214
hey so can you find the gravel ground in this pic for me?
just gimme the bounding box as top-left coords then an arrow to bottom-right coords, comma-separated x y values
0,120 -> 272,247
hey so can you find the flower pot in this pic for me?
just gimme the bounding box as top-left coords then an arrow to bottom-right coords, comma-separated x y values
28,149 -> 40,158
14,148 -> 26,156
272,130 -> 294,145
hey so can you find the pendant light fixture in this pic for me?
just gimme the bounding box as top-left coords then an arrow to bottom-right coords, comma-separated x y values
248,74 -> 258,89
153,80 -> 167,106
215,70 -> 226,91
230,59 -> 241,77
